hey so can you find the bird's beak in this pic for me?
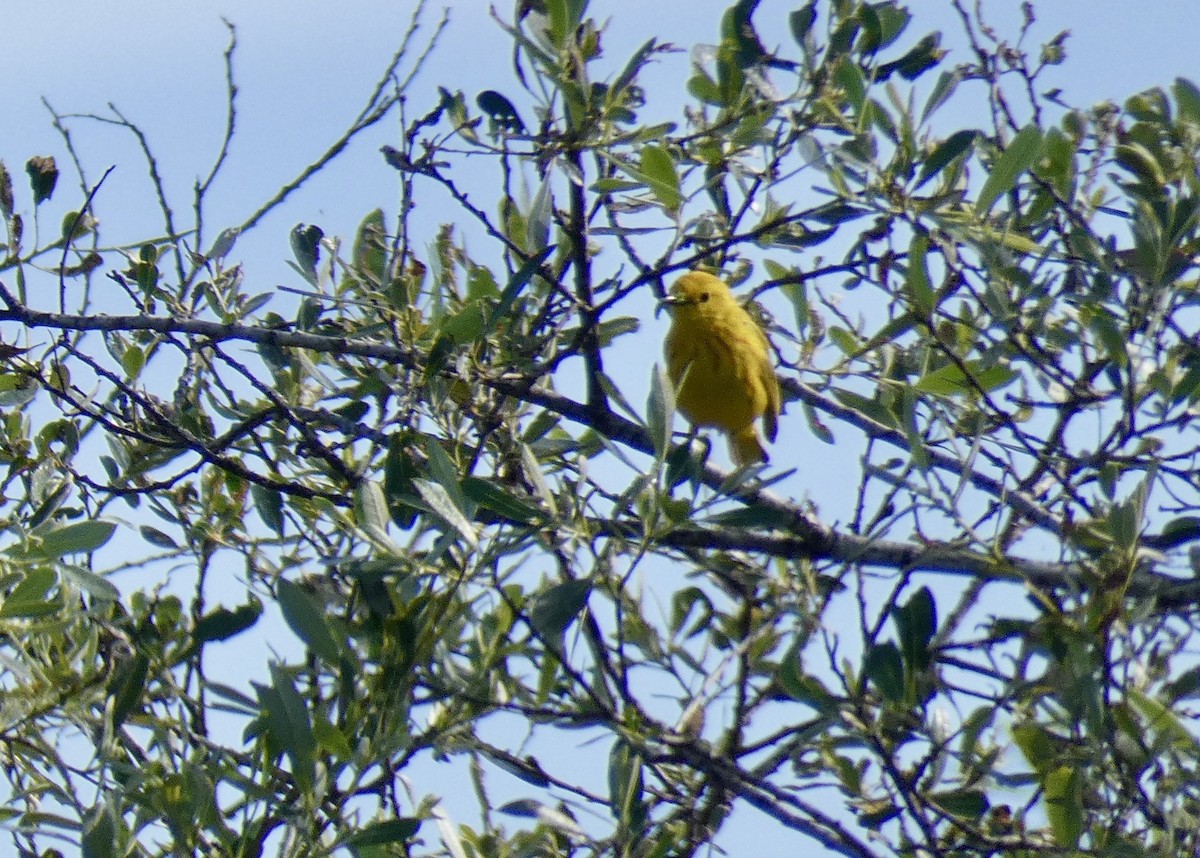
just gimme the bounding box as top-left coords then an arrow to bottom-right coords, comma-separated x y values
655,294 -> 682,319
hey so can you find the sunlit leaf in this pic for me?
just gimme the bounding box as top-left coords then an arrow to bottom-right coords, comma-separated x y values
26,520 -> 116,559
1043,765 -> 1083,847
638,145 -> 682,213
975,125 -> 1044,213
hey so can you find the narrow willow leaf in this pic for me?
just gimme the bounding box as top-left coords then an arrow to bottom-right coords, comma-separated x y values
915,129 -> 977,189
346,819 -> 422,847
975,125 -> 1044,214
638,145 -> 681,213
414,479 -> 479,547
1043,765 -> 1083,847
864,642 -> 905,703
251,484 -> 285,535
461,476 -> 543,525
921,69 -> 963,124
905,233 -> 933,316
647,363 -> 676,460
530,578 -> 590,639
1173,77 -> 1200,126
29,520 -> 116,559
277,579 -> 346,665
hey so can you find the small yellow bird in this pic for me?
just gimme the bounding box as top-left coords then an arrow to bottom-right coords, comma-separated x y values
661,270 -> 782,465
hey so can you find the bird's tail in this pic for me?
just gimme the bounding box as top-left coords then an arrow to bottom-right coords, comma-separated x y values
729,425 -> 768,466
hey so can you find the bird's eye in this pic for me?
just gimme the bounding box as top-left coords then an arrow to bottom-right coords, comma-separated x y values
699,292 -> 710,302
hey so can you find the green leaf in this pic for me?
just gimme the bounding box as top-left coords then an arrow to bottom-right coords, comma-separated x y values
355,480 -> 392,542
192,599 -> 263,644
864,642 -> 905,703
29,520 -> 117,559
546,0 -> 587,49
828,326 -> 860,355
251,484 -> 285,535
857,799 -> 901,828
704,504 -> 796,530
526,176 -> 553,253
424,436 -> 467,510
289,223 -> 324,279
777,642 -> 838,714
106,652 -> 150,730
687,70 -> 726,106
345,819 -> 422,847
802,401 -> 836,445
958,706 -> 995,771
914,361 -> 1015,397
1044,765 -> 1083,847
1115,141 -> 1167,188
121,344 -> 145,379
905,233 -> 933,316
789,4 -> 817,45
498,798 -> 542,818
1012,722 -> 1059,774
461,476 -> 543,525
530,578 -> 590,639
637,145 -> 682,213
915,129 -> 977,189
875,32 -> 944,81
477,89 -> 525,133
384,433 -> 420,529
805,200 -> 870,225
1173,77 -> 1200,126
608,741 -> 647,835
647,363 -> 676,461
0,567 -> 58,618
1088,310 -> 1127,366
975,125 -> 1044,214
0,161 -> 12,219
1127,687 -> 1198,752
1156,516 -> 1200,548
870,3 -> 912,49
81,801 -> 117,858
593,315 -> 641,347
414,479 -> 479,547
671,586 -> 713,638
488,245 -> 553,331
894,587 -> 936,673
930,788 -> 988,820
352,209 -> 387,284
277,579 -> 346,665
832,388 -> 899,429
590,177 -> 644,193
25,155 -> 57,206
1109,497 -> 1142,552
833,56 -> 867,114
313,714 -> 353,760
440,299 -> 487,345
489,753 -> 551,787
260,664 -> 316,792
611,38 -> 658,102
921,69 -> 963,124
60,565 -> 121,602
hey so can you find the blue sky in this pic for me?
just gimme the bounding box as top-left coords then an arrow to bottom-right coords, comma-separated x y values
4,2 -> 1200,855
2,2 -> 1194,291
5,2 -> 1195,253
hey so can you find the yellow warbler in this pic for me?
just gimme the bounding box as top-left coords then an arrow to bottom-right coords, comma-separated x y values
661,270 -> 781,465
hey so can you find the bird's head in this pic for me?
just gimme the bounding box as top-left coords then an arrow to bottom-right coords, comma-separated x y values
657,271 -> 735,319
